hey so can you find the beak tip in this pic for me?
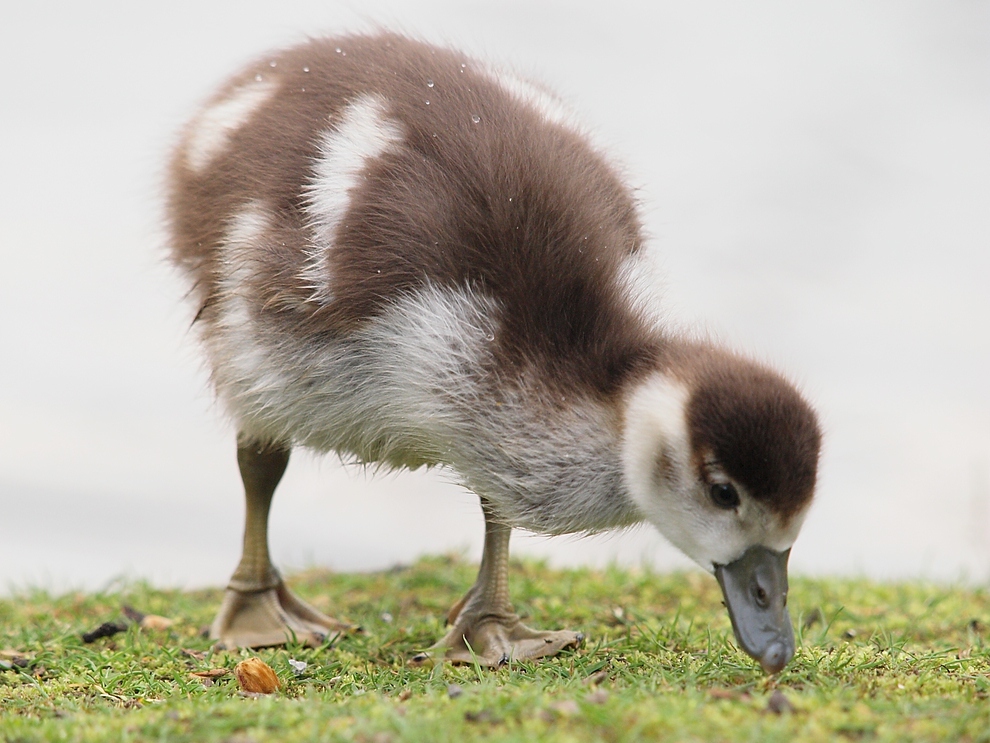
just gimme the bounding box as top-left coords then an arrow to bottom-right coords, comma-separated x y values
758,641 -> 792,675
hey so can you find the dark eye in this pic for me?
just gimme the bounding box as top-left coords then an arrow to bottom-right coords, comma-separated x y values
709,483 -> 740,510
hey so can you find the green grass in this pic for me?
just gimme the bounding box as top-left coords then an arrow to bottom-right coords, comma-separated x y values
1,555 -> 988,742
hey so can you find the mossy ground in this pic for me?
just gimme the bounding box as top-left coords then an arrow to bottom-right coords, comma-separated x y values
1,555 -> 988,742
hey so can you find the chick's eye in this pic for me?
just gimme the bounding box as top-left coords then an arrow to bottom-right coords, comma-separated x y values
709,483 -> 740,510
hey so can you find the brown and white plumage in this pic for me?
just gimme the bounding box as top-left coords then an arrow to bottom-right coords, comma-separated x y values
167,33 -> 821,672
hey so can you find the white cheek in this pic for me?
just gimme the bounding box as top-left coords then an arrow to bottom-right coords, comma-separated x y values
621,376 -> 687,513
646,481 -> 754,570
691,508 -> 758,568
621,375 -> 711,563
764,505 -> 810,553
696,501 -> 811,567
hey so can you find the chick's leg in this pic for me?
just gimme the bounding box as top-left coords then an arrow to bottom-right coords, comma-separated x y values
210,435 -> 353,649
414,503 -> 583,666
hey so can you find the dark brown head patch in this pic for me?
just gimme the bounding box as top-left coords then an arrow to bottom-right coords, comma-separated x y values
685,353 -> 821,520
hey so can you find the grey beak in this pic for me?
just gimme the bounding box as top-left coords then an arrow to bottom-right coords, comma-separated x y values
714,546 -> 794,674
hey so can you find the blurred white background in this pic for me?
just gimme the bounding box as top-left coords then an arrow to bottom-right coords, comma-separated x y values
1,1 -> 987,593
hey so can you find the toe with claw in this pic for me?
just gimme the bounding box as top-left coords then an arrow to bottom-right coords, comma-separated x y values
414,612 -> 583,666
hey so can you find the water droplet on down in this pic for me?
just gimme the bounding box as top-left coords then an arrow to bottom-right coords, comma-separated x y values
427,79 -> 434,88
471,114 -> 481,123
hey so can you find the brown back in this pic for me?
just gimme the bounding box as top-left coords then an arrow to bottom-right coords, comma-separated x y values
167,33 -> 661,398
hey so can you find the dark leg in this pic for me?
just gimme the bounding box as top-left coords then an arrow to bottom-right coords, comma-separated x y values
413,502 -> 583,666
209,434 -> 353,648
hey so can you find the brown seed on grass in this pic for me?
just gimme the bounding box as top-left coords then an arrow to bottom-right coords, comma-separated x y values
234,658 -> 279,694
120,604 -> 175,630
122,604 -> 175,630
141,614 -> 175,631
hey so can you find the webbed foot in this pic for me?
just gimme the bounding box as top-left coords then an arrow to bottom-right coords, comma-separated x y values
412,610 -> 583,666
210,578 -> 355,649
411,587 -> 583,667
